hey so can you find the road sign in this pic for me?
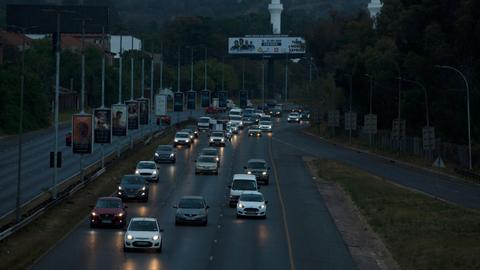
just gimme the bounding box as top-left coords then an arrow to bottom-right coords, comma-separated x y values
327,111 -> 340,127
186,91 -> 196,110
344,112 -> 357,131
173,92 -> 184,112
200,90 -> 210,108
391,119 -> 406,140
154,94 -> 167,116
364,114 -> 377,134
218,91 -> 227,108
422,126 -> 436,151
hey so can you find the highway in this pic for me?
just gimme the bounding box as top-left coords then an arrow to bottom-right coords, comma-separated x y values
30,117 -> 356,270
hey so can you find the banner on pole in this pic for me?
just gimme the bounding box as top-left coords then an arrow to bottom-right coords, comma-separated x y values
94,108 -> 111,144
72,114 -> 93,154
200,90 -> 210,108
138,98 -> 149,125
174,92 -> 184,112
125,100 -> 139,130
111,104 -> 127,136
186,91 -> 196,110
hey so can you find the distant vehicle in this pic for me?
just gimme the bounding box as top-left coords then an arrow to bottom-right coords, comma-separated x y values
244,158 -> 270,185
135,161 -> 159,182
174,131 -> 192,147
271,108 -> 282,117
300,110 -> 311,120
206,106 -> 221,114
185,125 -> 199,138
227,99 -> 236,109
209,131 -> 226,147
242,108 -> 256,126
236,192 -> 267,218
65,132 -> 72,146
154,145 -> 176,163
229,108 -> 243,118
228,174 -> 258,207
174,196 -> 209,226
124,217 -> 163,252
200,147 -> 220,163
229,115 -> 244,129
90,197 -> 127,228
181,128 -> 196,141
260,115 -> 271,122
259,121 -> 272,132
248,125 -> 262,137
291,107 -> 303,113
287,112 -> 301,123
195,155 -> 219,175
227,122 -> 239,134
254,109 -> 264,118
197,116 -> 211,130
158,115 -> 171,125
216,115 -> 230,125
117,175 -> 149,202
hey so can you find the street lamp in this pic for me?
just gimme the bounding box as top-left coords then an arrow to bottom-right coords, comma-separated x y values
434,65 -> 472,170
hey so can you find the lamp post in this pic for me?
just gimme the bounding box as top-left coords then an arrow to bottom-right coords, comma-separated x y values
435,65 -> 472,170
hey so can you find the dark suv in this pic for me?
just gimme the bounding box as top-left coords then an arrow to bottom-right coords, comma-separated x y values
117,175 -> 149,202
244,158 -> 270,185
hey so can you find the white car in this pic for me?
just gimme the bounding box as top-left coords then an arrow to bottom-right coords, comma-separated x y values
236,191 -> 267,218
248,126 -> 262,137
195,155 -> 219,175
174,132 -> 192,147
287,112 -> 301,123
258,121 -> 272,132
135,161 -> 159,182
209,131 -> 226,147
197,116 -> 211,130
228,174 -> 258,207
124,217 -> 163,252
228,115 -> 244,129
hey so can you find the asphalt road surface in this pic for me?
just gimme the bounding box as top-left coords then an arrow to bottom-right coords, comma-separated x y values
0,111 -> 196,218
30,117 -> 356,270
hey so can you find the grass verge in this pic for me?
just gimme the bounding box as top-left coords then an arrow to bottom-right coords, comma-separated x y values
314,159 -> 480,270
0,128 -> 175,270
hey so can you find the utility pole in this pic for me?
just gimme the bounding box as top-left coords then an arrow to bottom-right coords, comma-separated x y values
348,74 -> 353,144
118,34 -> 123,103
242,58 -> 246,91
150,43 -> 154,120
130,36 -> 134,100
190,47 -> 194,90
177,46 -> 181,93
101,26 -> 106,108
284,53 -> 288,103
141,40 -> 145,98
204,47 -> 208,90
262,55 -> 265,107
159,43 -> 163,92
222,56 -> 225,92
80,19 -> 86,113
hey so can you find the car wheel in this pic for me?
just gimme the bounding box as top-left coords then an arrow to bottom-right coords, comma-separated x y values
157,241 -> 162,253
175,220 -> 180,226
195,171 -> 199,175
143,197 -> 149,202
203,219 -> 208,226
215,170 -> 219,175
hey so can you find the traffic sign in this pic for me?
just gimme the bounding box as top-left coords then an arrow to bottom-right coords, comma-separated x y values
364,114 -> 377,134
327,111 -> 340,127
344,112 -> 357,131
422,126 -> 436,151
391,119 -> 406,140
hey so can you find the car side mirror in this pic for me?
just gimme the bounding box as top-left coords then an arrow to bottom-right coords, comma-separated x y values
123,227 -> 127,231
228,185 -> 232,188
257,185 -> 261,189
268,167 -> 271,170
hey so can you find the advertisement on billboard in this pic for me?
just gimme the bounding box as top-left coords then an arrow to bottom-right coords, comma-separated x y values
200,90 -> 210,108
138,98 -> 149,125
125,100 -> 139,130
111,104 -> 127,136
174,92 -> 184,112
218,91 -> 227,108
155,94 -> 167,116
228,36 -> 306,55
239,91 -> 248,108
186,91 -> 196,110
93,108 -> 111,144
72,114 -> 93,154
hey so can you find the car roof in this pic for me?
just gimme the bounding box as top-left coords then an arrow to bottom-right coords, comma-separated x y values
180,195 -> 205,200
130,217 -> 157,222
248,158 -> 266,163
199,116 -> 210,119
176,131 -> 189,135
239,191 -> 263,197
233,174 -> 257,181
138,160 -> 155,164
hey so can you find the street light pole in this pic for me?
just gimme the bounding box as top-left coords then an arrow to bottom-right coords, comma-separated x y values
285,53 -> 288,103
190,47 -> 194,91
262,55 -> 265,107
118,34 -> 123,104
435,65 -> 472,170
204,47 -> 208,90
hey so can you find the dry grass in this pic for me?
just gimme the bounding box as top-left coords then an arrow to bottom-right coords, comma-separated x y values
315,159 -> 480,270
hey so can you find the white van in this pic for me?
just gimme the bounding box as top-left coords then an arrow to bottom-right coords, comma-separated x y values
229,108 -> 243,118
228,174 -> 258,207
197,117 -> 211,130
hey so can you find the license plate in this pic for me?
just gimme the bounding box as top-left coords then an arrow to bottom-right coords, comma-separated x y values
101,220 -> 112,224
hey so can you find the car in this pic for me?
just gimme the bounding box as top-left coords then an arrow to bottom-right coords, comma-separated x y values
209,131 -> 226,147
228,115 -> 244,129
154,145 -> 176,163
271,108 -> 282,117
135,161 -> 159,182
158,115 -> 171,125
242,108 -> 256,125
200,147 -> 220,163
197,116 -> 211,131
181,128 -> 196,141
174,196 -> 209,226
195,155 -> 219,175
185,125 -> 199,138
216,115 -> 230,126
227,122 -> 239,134
300,110 -> 311,120
174,131 -> 192,147
258,120 -> 273,132
291,108 -> 303,113
228,108 -> 243,118
124,217 -> 163,252
90,197 -> 127,228
287,112 -> 301,123
117,175 -> 149,202
236,192 -> 267,218
228,174 -> 258,207
260,115 -> 271,122
206,106 -> 221,114
244,158 -> 270,185
248,126 -> 262,137
254,109 -> 264,118
65,132 -> 72,146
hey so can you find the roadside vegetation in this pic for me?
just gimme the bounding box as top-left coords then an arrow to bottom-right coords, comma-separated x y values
314,159 -> 480,270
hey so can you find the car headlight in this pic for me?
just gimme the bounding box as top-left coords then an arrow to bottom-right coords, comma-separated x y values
127,234 -> 133,240
142,186 -> 146,191
209,138 -> 214,142
118,186 -> 122,190
91,212 -> 97,216
152,235 -> 159,241
135,170 -> 140,174
170,153 -> 174,158
221,138 -> 225,142
259,204 -> 265,209
247,171 -> 252,174
237,203 -> 244,208
155,153 -> 159,157
186,139 -> 190,143
152,170 -> 157,175
117,212 -> 124,217
174,139 -> 179,142
262,171 -> 267,175
216,157 -> 219,161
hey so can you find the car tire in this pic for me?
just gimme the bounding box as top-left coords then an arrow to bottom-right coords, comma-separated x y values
261,215 -> 267,219
143,197 -> 149,202
215,170 -> 219,175
175,220 -> 180,226
203,219 -> 208,226
157,242 -> 162,253
195,171 -> 199,175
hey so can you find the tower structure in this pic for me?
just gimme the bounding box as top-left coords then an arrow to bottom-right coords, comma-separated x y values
367,0 -> 383,28
268,0 -> 283,34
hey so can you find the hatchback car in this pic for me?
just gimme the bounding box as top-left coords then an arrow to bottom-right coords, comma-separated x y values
248,126 -> 262,137
154,145 -> 176,163
174,131 -> 192,147
90,197 -> 127,228
236,192 -> 267,218
117,175 -> 149,202
209,131 -> 226,147
200,147 -> 220,163
135,161 -> 159,182
259,121 -> 272,132
124,217 -> 163,252
244,158 -> 270,185
287,112 -> 301,123
174,196 -> 209,226
195,155 -> 219,175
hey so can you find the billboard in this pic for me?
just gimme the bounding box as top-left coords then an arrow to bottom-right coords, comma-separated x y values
200,90 -> 210,108
186,91 -> 196,110
218,91 -> 227,108
174,92 -> 184,112
112,104 -> 127,136
94,108 -> 111,144
155,94 -> 167,116
72,114 -> 93,154
125,100 -> 139,130
228,36 -> 306,55
239,91 -> 248,108
138,98 -> 149,125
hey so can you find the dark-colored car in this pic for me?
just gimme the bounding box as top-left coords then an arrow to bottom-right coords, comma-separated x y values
300,110 -> 311,120
90,197 -> 127,228
271,108 -> 282,117
154,145 -> 176,163
181,128 -> 196,141
206,106 -> 221,114
117,175 -> 149,202
174,196 -> 209,226
244,158 -> 270,185
185,125 -> 199,138
157,115 -> 171,125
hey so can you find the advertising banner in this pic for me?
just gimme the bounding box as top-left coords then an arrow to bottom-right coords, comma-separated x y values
155,94 -> 167,116
125,100 -> 139,130
228,36 -> 306,55
111,104 -> 127,136
138,98 -> 149,125
174,92 -> 184,112
72,114 -> 93,154
200,90 -> 210,108
218,91 -> 227,108
94,108 -> 111,144
239,91 -> 248,108
186,91 -> 196,110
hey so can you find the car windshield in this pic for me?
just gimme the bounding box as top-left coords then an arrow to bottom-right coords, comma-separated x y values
157,145 -> 172,151
230,115 -> 242,121
176,133 -> 189,138
211,132 -> 224,137
129,220 -> 158,231
232,180 -> 257,190
179,198 -> 204,209
199,118 -> 210,123
95,199 -> 121,208
290,113 -> 299,116
260,117 -> 270,121
240,194 -> 264,202
260,121 -> 271,125
137,162 -> 156,169
198,156 -> 216,163
121,176 -> 144,185
248,162 -> 266,169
